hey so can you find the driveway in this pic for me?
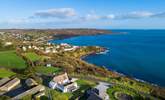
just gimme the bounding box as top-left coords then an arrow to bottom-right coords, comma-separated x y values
95,82 -> 111,100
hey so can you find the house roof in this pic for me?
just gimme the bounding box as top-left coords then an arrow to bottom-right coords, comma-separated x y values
53,73 -> 69,84
0,78 -> 20,91
1,78 -> 20,88
25,78 -> 38,87
12,85 -> 45,100
0,77 -> 10,86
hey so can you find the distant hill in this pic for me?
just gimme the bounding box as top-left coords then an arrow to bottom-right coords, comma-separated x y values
0,29 -> 112,35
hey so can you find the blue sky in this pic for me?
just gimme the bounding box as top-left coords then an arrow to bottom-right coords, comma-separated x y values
0,0 -> 165,29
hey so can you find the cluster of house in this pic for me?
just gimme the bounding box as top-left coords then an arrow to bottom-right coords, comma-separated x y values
49,72 -> 78,93
1,32 -> 23,40
11,33 -> 23,40
0,32 -> 5,35
34,36 -> 53,43
0,77 -> 20,92
0,77 -> 45,99
20,43 -> 80,54
0,72 -> 79,99
0,73 -> 108,100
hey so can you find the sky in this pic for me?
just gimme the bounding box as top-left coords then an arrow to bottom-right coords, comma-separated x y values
0,0 -> 165,29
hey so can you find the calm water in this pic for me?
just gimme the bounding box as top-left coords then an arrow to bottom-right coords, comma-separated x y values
51,30 -> 165,87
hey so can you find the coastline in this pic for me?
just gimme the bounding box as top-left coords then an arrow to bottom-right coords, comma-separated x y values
50,33 -> 164,88
50,32 -> 114,41
83,48 -> 160,88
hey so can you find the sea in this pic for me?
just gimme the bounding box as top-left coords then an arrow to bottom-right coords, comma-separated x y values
51,30 -> 165,87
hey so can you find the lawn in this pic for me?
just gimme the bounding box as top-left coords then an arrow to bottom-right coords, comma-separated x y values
0,69 -> 15,78
49,89 -> 71,100
107,85 -> 142,100
24,52 -> 41,62
35,66 -> 61,75
109,77 -> 151,94
76,79 -> 97,87
42,87 -> 71,100
0,51 -> 27,69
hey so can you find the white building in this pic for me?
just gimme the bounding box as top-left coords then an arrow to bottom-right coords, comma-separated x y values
22,46 -> 27,51
4,42 -> 13,46
49,73 -> 78,93
60,43 -> 70,47
46,64 -> 52,67
63,46 -> 79,51
45,48 -> 51,53
28,45 -> 32,49
56,45 -> 60,49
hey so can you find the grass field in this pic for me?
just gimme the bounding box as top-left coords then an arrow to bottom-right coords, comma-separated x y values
0,51 -> 27,69
107,85 -> 142,100
44,88 -> 72,100
0,69 -> 15,78
24,52 -> 41,62
35,66 -> 61,75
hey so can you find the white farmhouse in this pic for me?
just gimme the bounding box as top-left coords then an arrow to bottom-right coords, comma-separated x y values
22,46 -> 27,51
60,43 -> 70,47
45,47 -> 51,53
49,73 -> 78,93
52,49 -> 57,53
46,64 -> 52,67
28,45 -> 32,49
4,42 -> 13,46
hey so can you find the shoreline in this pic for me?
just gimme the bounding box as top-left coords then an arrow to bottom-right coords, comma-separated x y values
49,31 -> 127,43
82,52 -> 159,87
50,33 -> 164,88
82,48 -> 161,88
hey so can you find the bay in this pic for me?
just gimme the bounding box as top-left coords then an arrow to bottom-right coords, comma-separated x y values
51,30 -> 165,87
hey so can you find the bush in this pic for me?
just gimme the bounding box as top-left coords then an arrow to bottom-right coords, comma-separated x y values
0,95 -> 11,100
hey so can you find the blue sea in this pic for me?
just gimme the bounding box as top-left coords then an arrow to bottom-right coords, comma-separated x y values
51,30 -> 165,87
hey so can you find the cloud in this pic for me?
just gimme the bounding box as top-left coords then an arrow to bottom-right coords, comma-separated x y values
105,14 -> 115,19
79,13 -> 115,22
30,8 -> 165,22
112,11 -> 154,20
88,11 -> 155,20
152,12 -> 165,18
34,8 -> 76,18
80,14 -> 101,21
1,8 -> 165,29
110,11 -> 165,20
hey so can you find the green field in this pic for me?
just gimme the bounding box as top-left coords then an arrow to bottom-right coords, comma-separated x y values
35,66 -> 61,75
76,79 -> 97,87
107,85 -> 144,100
24,52 -> 41,62
0,51 -> 27,69
0,69 -> 15,78
49,89 -> 71,100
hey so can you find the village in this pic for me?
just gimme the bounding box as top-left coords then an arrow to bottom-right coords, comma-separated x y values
0,31 -> 109,100
0,72 -> 109,100
20,43 -> 80,54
